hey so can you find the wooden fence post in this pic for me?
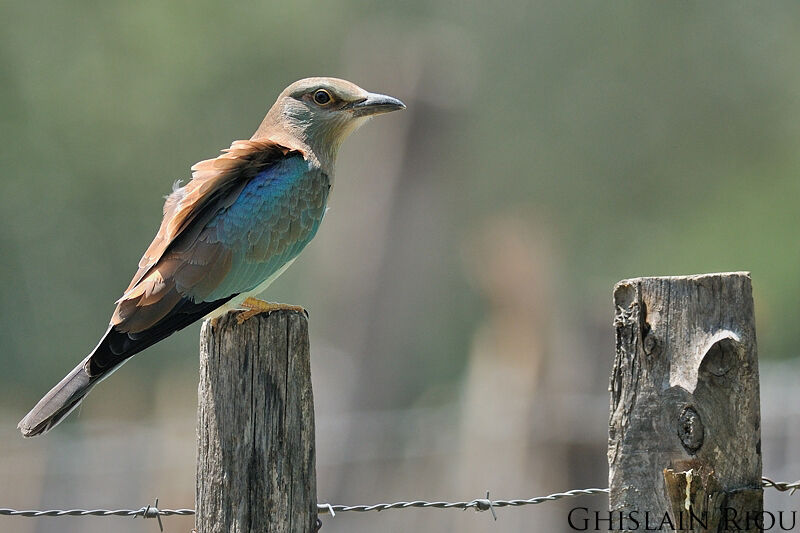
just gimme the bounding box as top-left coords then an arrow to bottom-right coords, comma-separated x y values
196,310 -> 317,533
609,272 -> 762,532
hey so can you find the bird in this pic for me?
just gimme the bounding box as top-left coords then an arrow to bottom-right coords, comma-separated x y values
18,77 -> 405,437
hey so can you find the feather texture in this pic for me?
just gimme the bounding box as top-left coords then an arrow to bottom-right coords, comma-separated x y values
111,140 -> 314,334
122,140 -> 297,295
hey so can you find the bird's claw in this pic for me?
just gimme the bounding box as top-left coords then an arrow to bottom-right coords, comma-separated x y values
235,298 -> 308,324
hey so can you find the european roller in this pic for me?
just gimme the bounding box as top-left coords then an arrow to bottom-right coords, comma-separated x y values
18,77 -> 405,437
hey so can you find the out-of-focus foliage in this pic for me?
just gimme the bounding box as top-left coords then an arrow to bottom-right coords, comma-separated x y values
2,2 -> 800,532
3,1 -> 799,398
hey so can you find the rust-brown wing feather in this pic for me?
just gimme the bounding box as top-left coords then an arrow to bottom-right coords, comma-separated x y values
112,140 -> 299,335
123,140 -> 295,294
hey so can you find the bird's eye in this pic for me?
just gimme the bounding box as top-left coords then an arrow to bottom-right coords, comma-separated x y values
313,89 -> 332,106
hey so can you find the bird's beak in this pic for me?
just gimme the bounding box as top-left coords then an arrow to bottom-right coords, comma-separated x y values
350,92 -> 406,117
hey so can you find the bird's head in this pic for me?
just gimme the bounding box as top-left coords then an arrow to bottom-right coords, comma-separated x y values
254,77 -> 405,167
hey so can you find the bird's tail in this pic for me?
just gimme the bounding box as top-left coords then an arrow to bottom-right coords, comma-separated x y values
17,353 -> 101,437
18,296 -> 236,437
17,325 -> 135,438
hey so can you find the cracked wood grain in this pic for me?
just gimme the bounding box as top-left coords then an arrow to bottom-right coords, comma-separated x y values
609,273 -> 762,532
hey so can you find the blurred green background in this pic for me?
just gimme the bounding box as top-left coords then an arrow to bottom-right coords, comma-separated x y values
2,2 -> 800,533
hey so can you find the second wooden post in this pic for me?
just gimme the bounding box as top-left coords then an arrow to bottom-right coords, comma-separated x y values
609,272 -> 762,532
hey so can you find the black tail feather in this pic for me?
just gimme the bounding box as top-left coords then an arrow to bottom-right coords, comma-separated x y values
18,295 -> 234,437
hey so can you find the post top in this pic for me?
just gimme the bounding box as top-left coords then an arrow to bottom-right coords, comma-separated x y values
614,271 -> 751,292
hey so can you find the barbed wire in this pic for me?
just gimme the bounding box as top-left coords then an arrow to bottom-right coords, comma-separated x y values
317,487 -> 609,518
0,498 -> 192,531
1,478 -> 797,531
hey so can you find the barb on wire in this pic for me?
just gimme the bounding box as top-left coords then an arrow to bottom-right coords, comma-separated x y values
762,477 -> 800,495
1,477 -> 798,525
133,498 -> 164,532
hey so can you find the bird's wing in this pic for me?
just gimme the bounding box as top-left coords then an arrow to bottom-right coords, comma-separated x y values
83,138 -> 328,378
122,139 -> 297,295
107,139 -> 301,337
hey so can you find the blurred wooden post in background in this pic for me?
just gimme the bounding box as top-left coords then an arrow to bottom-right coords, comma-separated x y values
609,273 -> 762,532
196,311 -> 317,533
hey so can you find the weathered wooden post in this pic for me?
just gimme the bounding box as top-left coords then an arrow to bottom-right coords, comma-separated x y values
609,273 -> 762,532
196,310 -> 317,533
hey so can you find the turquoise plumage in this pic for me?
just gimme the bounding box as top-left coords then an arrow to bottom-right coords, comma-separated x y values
202,156 -> 328,301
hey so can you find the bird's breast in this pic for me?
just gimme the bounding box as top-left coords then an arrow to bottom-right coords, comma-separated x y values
200,156 -> 329,301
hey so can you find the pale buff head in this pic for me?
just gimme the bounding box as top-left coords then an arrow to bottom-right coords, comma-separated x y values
253,77 -> 405,169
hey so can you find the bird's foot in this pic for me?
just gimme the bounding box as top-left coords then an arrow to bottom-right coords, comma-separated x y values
235,297 -> 307,324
